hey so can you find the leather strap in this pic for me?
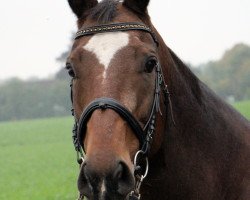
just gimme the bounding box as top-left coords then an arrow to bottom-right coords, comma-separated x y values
75,22 -> 159,46
77,98 -> 145,149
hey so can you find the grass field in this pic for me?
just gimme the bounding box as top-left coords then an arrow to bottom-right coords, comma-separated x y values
0,102 -> 249,200
0,117 -> 79,200
233,100 -> 250,120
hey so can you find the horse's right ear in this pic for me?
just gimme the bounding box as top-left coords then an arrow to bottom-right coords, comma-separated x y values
123,0 -> 150,15
68,0 -> 98,18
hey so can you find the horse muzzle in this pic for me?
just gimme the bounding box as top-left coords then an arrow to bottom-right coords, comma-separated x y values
78,156 -> 135,200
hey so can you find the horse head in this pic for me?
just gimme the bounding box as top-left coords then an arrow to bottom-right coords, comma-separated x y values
67,0 -> 167,199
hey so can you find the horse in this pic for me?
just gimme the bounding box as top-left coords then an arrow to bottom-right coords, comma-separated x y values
66,0 -> 250,199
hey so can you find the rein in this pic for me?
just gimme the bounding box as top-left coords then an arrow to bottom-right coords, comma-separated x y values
69,22 -> 175,200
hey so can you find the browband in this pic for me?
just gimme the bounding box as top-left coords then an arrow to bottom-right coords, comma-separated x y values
75,22 -> 159,46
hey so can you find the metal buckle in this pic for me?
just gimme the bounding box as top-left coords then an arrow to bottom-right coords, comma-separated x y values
77,156 -> 84,165
129,150 -> 149,200
133,150 -> 149,179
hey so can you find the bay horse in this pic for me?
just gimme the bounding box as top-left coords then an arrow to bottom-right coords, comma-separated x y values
66,0 -> 250,199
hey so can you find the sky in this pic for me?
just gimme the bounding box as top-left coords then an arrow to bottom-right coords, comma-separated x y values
0,0 -> 249,80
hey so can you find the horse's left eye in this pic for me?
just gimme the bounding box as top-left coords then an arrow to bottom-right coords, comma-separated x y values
65,63 -> 76,78
145,58 -> 158,73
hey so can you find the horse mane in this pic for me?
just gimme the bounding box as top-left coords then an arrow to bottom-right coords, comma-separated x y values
167,47 -> 203,105
88,0 -> 119,23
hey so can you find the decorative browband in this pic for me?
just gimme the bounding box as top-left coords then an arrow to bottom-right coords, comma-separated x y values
75,22 -> 158,46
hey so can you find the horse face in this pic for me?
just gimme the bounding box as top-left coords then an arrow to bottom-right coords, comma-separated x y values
67,0 -> 157,199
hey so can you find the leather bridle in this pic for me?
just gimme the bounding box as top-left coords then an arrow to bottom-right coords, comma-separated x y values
69,22 -> 175,200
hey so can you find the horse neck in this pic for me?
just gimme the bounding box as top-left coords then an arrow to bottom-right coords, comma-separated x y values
156,38 -> 204,127
155,29 -> 249,145
140,24 -> 250,199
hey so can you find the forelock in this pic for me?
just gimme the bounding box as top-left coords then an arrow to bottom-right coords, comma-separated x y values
88,0 -> 119,23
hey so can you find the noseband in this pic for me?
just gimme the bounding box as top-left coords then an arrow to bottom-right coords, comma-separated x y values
69,22 -> 175,200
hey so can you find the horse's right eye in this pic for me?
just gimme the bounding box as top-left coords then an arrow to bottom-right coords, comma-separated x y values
65,63 -> 76,78
145,57 -> 158,73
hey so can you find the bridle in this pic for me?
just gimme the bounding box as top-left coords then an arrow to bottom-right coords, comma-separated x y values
69,22 -> 175,200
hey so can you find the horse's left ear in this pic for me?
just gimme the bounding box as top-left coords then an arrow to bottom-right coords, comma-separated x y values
68,0 -> 98,18
123,0 -> 150,15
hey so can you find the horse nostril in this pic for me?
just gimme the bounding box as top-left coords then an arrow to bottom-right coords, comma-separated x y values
113,162 -> 123,180
77,163 -> 92,198
78,160 -> 134,198
114,161 -> 135,196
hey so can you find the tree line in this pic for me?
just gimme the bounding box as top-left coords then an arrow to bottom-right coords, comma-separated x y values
191,43 -> 250,101
0,43 -> 249,121
0,76 -> 71,121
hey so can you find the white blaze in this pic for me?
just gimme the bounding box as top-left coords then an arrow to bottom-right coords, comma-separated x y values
83,32 -> 129,78
100,180 -> 106,196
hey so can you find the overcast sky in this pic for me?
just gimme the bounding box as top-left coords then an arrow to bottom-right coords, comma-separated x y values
1,0 -> 249,80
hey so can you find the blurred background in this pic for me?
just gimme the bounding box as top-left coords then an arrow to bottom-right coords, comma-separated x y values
0,0 -> 249,199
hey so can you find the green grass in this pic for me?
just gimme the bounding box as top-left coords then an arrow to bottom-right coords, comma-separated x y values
0,101 -> 249,200
233,100 -> 250,120
0,117 -> 79,200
